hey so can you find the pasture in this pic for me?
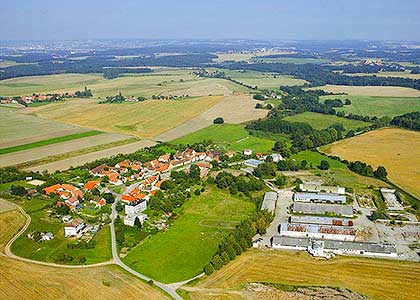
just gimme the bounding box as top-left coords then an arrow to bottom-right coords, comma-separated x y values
172,124 -> 276,153
321,128 -> 420,199
122,186 -> 256,283
308,84 -> 420,97
320,95 -> 420,117
0,69 -> 248,98
284,112 -> 371,131
0,209 -> 169,300
22,96 -> 225,138
183,249 -> 420,300
0,107 -> 86,148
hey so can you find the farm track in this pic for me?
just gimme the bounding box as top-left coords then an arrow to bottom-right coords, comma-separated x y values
0,132 -> 131,168
154,94 -> 267,142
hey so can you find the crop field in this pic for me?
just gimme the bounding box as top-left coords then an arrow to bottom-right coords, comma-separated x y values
183,249 -> 420,300
0,69 -> 247,98
0,107 -> 86,148
218,69 -> 307,89
172,124 -> 276,153
0,210 -> 169,300
26,139 -> 157,172
22,96 -> 225,138
256,57 -> 330,64
0,198 -> 18,214
153,94 -> 268,142
284,112 -> 371,131
321,128 -> 420,199
213,51 -> 296,63
0,132 -> 131,168
10,197 -> 112,264
308,84 -> 420,97
320,95 -> 420,117
122,186 -> 256,283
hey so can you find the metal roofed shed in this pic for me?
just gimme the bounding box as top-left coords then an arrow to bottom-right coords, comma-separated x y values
299,184 -> 345,195
293,192 -> 347,204
244,159 -> 263,168
279,223 -> 356,241
290,215 -> 353,226
380,188 -> 404,211
293,202 -> 354,217
261,191 -> 277,213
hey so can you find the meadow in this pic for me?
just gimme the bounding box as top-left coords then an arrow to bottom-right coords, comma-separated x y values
0,209 -> 169,300
122,186 -> 256,283
171,124 -> 276,153
308,84 -> 420,97
0,69 -> 249,98
284,112 -> 371,131
321,128 -> 420,200
255,57 -> 330,64
344,71 -> 420,80
10,197 -> 112,264
22,96 -> 225,138
183,249 -> 420,300
320,94 -> 420,117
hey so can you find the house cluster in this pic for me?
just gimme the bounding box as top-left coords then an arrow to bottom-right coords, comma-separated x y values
44,184 -> 84,209
0,92 -> 78,105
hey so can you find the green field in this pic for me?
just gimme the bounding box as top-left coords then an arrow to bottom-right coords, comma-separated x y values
284,112 -> 371,131
11,198 -> 112,264
255,57 -> 329,64
122,186 -> 256,283
172,124 -> 277,153
320,95 -> 420,117
215,69 -> 307,89
0,130 -> 102,155
0,69 -> 249,98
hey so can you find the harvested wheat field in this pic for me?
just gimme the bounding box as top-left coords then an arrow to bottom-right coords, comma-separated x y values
321,128 -> 420,199
183,249 -> 420,300
154,94 -> 268,142
0,209 -> 168,300
21,96 -> 224,138
0,133 -> 131,168
308,85 -> 420,97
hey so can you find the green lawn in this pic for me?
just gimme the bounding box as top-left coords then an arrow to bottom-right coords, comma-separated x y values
320,95 -> 420,117
172,124 -> 276,153
0,130 -> 102,155
122,186 -> 256,283
11,198 -> 112,265
284,112 -> 371,131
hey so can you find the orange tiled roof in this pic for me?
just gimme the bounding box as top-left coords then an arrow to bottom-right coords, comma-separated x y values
84,180 -> 100,191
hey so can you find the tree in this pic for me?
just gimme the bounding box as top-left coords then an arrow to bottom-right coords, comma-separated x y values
213,117 -> 224,124
253,94 -> 266,100
255,103 -> 263,109
374,166 -> 388,180
211,255 -> 223,270
134,217 -> 142,230
102,192 -> 115,204
318,160 -> 330,170
344,98 -> 352,105
189,164 -> 201,181
274,175 -> 287,187
10,185 -> 27,196
204,263 -> 215,275
226,245 -> 236,260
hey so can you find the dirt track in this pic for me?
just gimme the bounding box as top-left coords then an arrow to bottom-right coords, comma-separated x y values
154,94 -> 267,142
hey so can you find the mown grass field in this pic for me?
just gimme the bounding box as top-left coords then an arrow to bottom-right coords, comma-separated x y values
123,186 -> 256,283
185,249 -> 420,300
0,130 -> 102,155
321,128 -> 420,199
0,107 -> 85,147
172,124 -> 277,153
284,112 -> 371,131
22,96 -> 225,138
11,198 -> 112,264
0,209 -> 169,300
0,69 -> 249,97
217,69 -> 307,89
308,84 -> 420,97
320,94 -> 420,117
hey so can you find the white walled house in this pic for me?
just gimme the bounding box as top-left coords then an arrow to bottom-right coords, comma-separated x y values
125,200 -> 147,215
64,218 -> 85,237
124,213 -> 147,227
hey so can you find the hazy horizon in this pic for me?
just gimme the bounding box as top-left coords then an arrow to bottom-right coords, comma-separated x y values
1,0 -> 420,41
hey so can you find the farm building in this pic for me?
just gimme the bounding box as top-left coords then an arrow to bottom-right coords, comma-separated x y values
380,188 -> 404,211
244,159 -> 263,168
293,202 -> 354,217
279,223 -> 356,241
299,184 -> 345,195
64,218 -> 85,237
261,192 -> 277,213
125,199 -> 147,215
293,192 -> 346,204
290,215 -> 353,226
124,213 -> 147,227
272,236 -> 397,259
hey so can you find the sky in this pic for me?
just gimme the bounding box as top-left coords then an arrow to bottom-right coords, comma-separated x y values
1,0 -> 419,41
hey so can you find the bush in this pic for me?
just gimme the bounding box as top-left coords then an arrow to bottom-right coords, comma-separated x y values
204,263 -> 215,275
213,117 -> 224,124
318,160 -> 330,170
